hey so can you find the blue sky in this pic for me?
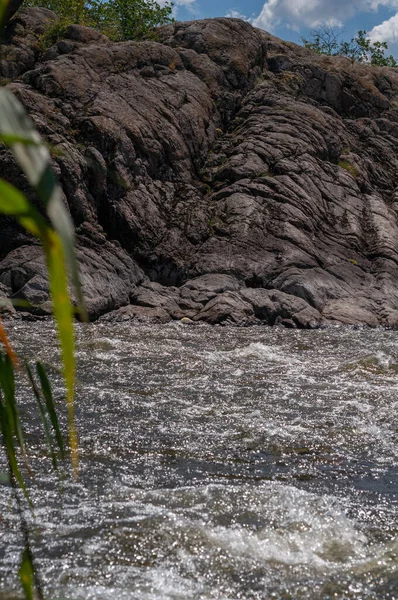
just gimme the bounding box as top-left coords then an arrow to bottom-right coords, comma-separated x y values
173,0 -> 398,58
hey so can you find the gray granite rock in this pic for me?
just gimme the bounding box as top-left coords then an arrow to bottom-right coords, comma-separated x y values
2,11 -> 398,327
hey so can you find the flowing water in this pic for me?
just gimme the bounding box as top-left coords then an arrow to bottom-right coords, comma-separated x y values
0,322 -> 398,599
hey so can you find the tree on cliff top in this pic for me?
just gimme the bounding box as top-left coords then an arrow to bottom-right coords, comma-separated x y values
302,24 -> 397,67
14,0 -> 174,40
88,0 -> 174,41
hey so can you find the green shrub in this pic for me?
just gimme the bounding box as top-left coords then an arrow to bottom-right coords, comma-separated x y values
25,0 -> 174,41
26,0 -> 87,22
37,16 -> 70,49
338,160 -> 360,177
89,0 -> 173,41
302,25 -> 397,67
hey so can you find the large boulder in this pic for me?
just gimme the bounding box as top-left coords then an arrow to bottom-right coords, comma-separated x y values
2,11 -> 398,327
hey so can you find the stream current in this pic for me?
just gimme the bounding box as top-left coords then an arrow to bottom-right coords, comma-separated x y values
0,322 -> 397,599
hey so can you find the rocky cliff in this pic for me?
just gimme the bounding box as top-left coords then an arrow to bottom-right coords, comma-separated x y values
2,8 -> 398,327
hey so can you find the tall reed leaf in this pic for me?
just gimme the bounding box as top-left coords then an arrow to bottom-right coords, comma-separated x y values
0,89 -> 86,321
0,179 -> 48,238
24,362 -> 58,471
0,3 -> 82,597
0,388 -> 31,505
0,89 -> 87,473
0,179 -> 78,471
36,362 -> 65,458
0,354 -> 25,455
19,548 -> 34,600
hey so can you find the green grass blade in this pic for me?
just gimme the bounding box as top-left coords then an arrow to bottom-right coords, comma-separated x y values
42,231 -> 78,474
0,354 -> 31,486
0,89 -> 50,186
0,133 -> 41,147
0,393 -> 31,507
0,179 -> 78,473
25,361 -> 58,471
0,179 -> 49,239
19,548 -> 34,600
0,355 -> 27,458
0,89 -> 87,476
0,88 -> 87,321
36,361 -> 65,459
46,185 -> 87,322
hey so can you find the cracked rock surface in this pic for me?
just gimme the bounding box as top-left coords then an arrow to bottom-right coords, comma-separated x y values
2,9 -> 398,327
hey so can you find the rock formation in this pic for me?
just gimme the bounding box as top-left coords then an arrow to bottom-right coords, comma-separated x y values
2,8 -> 398,327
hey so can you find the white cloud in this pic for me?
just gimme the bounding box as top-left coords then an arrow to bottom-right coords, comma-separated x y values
368,11 -> 398,42
174,0 -> 196,6
252,0 -> 398,32
225,9 -> 250,20
164,0 -> 196,17
253,0 -> 353,30
368,0 -> 398,9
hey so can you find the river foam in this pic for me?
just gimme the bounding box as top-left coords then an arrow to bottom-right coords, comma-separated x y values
0,323 -> 397,599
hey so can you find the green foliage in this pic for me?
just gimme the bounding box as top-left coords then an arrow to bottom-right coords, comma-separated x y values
19,548 -> 35,600
25,0 -> 87,22
302,24 -> 397,67
89,0 -> 174,41
37,17 -> 70,49
25,0 -> 174,42
302,24 -> 341,56
338,160 -> 359,177
0,339 -> 70,598
0,352 -> 30,503
25,360 -> 66,470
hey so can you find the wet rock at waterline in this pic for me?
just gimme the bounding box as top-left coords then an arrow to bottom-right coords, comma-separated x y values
2,10 -> 398,326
